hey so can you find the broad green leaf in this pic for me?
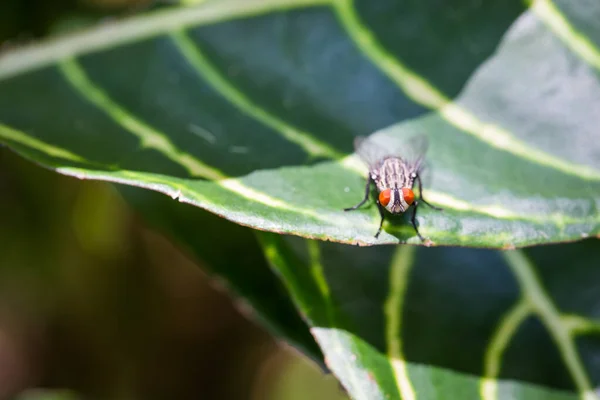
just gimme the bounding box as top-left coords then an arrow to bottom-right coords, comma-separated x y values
1,0 -> 598,247
258,233 -> 600,400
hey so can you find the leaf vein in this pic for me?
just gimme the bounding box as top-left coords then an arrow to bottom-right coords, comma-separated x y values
562,314 -> 600,336
56,59 -> 367,228
169,30 -> 346,160
59,58 -> 226,180
0,123 -> 91,164
526,0 -> 600,71
503,251 -> 599,400
481,300 -> 532,400
0,0 -> 330,80
385,246 -> 417,400
305,242 -> 374,399
2,115 -> 597,235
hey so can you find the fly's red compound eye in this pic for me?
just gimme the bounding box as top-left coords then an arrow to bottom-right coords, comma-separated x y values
379,189 -> 391,206
402,187 -> 415,205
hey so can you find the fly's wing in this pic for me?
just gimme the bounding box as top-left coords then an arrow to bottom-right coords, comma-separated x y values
396,134 -> 428,173
353,133 -> 429,172
353,136 -> 392,169
415,160 -> 433,190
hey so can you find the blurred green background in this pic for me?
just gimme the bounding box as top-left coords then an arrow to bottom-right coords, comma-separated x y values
0,0 -> 347,398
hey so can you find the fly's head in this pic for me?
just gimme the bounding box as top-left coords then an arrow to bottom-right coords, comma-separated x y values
378,187 -> 415,214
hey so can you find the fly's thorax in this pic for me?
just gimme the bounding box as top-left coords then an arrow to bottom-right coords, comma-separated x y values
372,157 -> 414,192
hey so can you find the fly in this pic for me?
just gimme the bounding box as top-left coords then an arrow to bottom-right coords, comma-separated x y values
344,133 -> 442,240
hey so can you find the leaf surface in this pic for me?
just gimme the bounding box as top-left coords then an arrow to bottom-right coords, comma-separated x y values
259,233 -> 600,400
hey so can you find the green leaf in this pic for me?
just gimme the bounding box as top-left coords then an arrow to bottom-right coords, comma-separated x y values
1,0 -> 599,247
258,233 -> 600,400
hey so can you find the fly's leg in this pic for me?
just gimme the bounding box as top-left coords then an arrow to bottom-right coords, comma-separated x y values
416,173 -> 443,211
375,200 -> 385,238
344,174 -> 384,238
410,201 -> 425,241
344,174 -> 372,211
